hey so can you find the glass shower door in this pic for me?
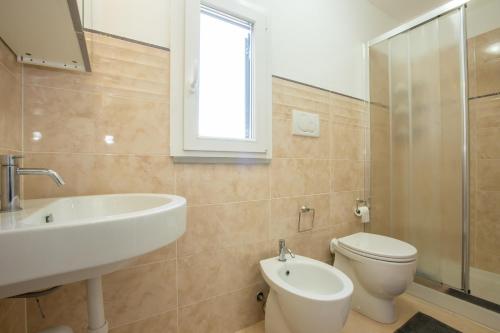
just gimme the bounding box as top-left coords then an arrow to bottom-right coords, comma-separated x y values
369,9 -> 464,289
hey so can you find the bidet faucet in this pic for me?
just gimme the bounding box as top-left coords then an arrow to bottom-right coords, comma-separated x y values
278,239 -> 295,262
0,155 -> 65,212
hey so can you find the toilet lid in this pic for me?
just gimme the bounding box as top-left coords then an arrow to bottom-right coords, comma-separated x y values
338,233 -> 417,262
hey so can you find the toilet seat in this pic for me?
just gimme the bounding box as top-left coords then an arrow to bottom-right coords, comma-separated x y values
337,233 -> 417,263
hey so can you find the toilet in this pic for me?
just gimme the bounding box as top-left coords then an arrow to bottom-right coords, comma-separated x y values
330,232 -> 417,324
260,255 -> 353,333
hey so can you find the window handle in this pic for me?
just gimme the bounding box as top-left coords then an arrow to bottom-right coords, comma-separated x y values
189,60 -> 199,94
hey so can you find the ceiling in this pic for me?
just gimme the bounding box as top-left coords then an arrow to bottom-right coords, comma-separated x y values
368,0 -> 452,23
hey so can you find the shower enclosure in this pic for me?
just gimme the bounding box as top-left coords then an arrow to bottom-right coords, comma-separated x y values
367,0 -> 500,308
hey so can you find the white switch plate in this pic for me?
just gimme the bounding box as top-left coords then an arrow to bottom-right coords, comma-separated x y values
292,110 -> 320,137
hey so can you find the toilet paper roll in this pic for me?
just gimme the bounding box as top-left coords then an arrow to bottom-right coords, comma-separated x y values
356,206 -> 370,223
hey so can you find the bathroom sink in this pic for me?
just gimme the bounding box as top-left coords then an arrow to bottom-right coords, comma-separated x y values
0,193 -> 186,298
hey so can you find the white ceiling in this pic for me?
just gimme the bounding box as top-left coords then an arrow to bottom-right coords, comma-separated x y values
368,0 -> 451,23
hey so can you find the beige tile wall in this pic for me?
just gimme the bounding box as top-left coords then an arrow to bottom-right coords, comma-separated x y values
0,32 -> 368,332
468,27 -> 500,275
0,38 -> 25,333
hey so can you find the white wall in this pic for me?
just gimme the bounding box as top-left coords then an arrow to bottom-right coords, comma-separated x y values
250,0 -> 396,99
81,0 -> 396,100
81,0 -> 170,47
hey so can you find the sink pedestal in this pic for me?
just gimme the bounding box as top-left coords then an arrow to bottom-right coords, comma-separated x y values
86,277 -> 108,333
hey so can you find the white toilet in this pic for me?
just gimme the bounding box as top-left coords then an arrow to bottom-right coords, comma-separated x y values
330,232 -> 417,324
260,255 -> 353,333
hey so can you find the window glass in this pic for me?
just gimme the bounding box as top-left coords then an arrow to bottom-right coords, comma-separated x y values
198,5 -> 253,140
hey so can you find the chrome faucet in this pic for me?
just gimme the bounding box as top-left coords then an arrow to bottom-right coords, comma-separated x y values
0,155 -> 65,212
278,239 -> 295,262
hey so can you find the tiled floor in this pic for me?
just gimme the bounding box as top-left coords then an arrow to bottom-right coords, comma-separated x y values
236,293 -> 497,333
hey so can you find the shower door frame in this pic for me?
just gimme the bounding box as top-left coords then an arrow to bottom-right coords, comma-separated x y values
366,0 -> 471,295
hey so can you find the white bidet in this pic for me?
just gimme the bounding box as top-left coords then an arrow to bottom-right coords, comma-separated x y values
260,255 -> 353,333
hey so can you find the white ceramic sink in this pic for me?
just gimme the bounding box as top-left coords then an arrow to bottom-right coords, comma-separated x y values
0,193 -> 186,298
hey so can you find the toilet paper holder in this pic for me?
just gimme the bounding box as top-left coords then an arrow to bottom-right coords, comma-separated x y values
354,198 -> 369,216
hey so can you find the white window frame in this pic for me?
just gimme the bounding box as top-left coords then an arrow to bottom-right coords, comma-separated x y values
171,0 -> 272,162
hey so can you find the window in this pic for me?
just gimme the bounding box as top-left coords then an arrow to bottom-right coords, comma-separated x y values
171,0 -> 271,161
199,6 -> 252,140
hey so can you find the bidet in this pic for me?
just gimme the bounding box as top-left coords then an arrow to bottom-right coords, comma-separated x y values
260,255 -> 353,333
